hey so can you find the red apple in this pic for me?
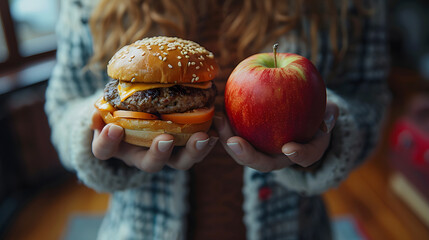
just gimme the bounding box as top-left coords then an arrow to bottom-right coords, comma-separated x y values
225,52 -> 326,154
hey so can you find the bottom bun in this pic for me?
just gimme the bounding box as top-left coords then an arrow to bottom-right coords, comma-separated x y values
124,129 -> 195,147
99,111 -> 212,147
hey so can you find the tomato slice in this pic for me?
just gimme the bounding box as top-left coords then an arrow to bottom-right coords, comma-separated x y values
113,110 -> 159,120
161,106 -> 214,124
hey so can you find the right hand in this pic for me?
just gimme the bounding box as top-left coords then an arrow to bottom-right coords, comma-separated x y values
91,109 -> 218,173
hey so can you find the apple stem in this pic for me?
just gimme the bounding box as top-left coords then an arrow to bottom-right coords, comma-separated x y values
273,43 -> 279,68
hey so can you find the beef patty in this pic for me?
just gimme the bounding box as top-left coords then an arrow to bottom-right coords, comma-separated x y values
104,79 -> 217,114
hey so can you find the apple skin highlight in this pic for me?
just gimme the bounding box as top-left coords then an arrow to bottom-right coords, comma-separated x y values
225,53 -> 326,154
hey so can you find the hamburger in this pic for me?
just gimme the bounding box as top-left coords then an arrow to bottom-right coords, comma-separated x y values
94,36 -> 218,147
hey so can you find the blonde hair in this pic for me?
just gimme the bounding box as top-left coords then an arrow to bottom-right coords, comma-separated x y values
89,0 -> 372,68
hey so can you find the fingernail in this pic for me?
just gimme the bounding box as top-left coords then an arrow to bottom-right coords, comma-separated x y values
213,115 -> 224,131
158,140 -> 174,152
324,114 -> 335,133
227,142 -> 242,155
284,151 -> 297,157
196,138 -> 209,150
108,124 -> 123,140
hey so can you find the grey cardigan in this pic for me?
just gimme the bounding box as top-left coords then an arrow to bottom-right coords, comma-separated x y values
45,0 -> 389,239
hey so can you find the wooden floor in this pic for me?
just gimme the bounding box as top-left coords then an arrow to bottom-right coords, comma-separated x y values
3,147 -> 429,240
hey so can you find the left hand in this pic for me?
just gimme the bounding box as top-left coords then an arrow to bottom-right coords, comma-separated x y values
214,102 -> 339,172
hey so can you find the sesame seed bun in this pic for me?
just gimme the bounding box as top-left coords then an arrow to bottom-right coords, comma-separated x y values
107,36 -> 219,84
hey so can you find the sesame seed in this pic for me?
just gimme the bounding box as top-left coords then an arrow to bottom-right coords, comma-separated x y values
192,74 -> 197,77
185,55 -> 189,58
178,62 -> 182,67
207,68 -> 210,71
159,56 -> 163,60
159,46 -> 164,50
195,77 -> 199,81
210,65 -> 214,70
188,62 -> 191,66
191,62 -> 195,65
200,62 -> 203,66
163,57 -> 167,61
196,66 -> 200,69
168,64 -> 173,68
177,56 -> 182,59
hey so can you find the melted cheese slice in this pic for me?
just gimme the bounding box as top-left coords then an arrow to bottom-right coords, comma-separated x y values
118,81 -> 212,102
94,96 -> 116,112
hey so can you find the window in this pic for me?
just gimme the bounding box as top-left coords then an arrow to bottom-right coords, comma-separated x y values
9,0 -> 59,57
0,0 -> 59,72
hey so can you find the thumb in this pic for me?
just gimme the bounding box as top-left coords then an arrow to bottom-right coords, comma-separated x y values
92,124 -> 124,160
281,133 -> 330,168
282,142 -> 309,166
321,102 -> 339,133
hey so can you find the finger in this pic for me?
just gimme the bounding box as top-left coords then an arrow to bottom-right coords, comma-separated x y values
321,102 -> 340,133
213,113 -> 234,142
168,132 -> 218,170
91,109 -> 105,132
225,136 -> 293,172
120,134 -> 174,173
282,131 -> 331,167
92,124 -> 124,160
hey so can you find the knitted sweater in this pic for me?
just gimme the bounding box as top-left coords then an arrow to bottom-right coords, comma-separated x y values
45,0 -> 389,239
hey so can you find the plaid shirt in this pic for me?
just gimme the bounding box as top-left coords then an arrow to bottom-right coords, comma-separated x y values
45,0 -> 389,239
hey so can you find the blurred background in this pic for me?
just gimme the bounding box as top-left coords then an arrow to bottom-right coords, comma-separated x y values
0,0 -> 428,239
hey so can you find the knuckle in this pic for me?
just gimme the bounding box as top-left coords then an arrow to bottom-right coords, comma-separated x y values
186,150 -> 200,159
176,163 -> 193,171
177,158 -> 199,170
93,150 -> 107,160
139,162 -> 163,173
298,160 -> 313,168
92,145 -> 111,160
235,155 -> 253,165
258,163 -> 275,173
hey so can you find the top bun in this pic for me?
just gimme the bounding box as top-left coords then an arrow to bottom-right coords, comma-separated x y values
107,36 -> 219,84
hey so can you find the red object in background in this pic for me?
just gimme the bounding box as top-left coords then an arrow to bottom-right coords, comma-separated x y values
391,119 -> 429,170
258,186 -> 272,201
389,94 -> 429,201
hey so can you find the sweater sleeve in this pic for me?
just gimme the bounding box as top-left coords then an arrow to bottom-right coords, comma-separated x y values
272,0 -> 390,195
45,0 -> 157,192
